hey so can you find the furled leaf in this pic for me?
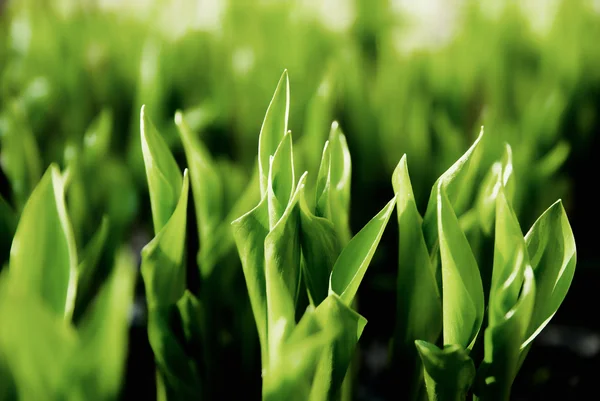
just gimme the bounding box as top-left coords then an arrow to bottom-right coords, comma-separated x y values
259,70 -> 290,197
329,196 -> 396,305
314,141 -> 332,221
488,189 -> 526,328
72,246 -> 136,400
475,144 -> 514,235
141,170 -> 190,308
140,105 -> 183,234
423,128 -> 485,251
475,188 -> 537,401
438,184 -> 484,349
267,130 -> 295,229
232,193 -> 270,363
264,173 -> 307,362
392,155 -> 442,400
415,341 -> 476,401
175,111 -> 223,260
328,123 -> 352,246
478,262 -> 536,401
520,200 -> 576,361
9,164 -> 78,320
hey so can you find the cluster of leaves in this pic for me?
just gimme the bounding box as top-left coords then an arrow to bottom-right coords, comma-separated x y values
138,102 -> 263,399
0,64 -> 578,401
232,71 -> 395,400
226,71 -> 578,401
390,130 -> 576,400
0,0 -> 588,398
0,165 -> 135,400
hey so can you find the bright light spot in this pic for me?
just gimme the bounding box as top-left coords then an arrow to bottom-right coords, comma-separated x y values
232,47 -> 255,77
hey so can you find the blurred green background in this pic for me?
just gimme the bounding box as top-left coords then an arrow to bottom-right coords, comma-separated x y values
0,0 -> 598,399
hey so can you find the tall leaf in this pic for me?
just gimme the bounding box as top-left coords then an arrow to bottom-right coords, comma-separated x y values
9,164 -> 78,320
231,196 -> 270,364
475,189 -> 536,401
72,246 -> 136,400
438,184 -> 484,349
259,70 -> 290,197
140,105 -> 183,234
328,123 -> 352,246
423,128 -> 484,251
141,170 -> 190,308
392,155 -> 442,400
174,111 -> 223,264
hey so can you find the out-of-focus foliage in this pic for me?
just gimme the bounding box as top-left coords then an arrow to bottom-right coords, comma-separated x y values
1,0 -> 598,235
0,0 -> 594,399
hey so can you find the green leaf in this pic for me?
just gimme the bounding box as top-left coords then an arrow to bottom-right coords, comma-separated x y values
73,246 -> 136,400
328,123 -> 352,246
488,189 -> 526,328
177,290 -> 209,395
311,294 -> 367,400
392,155 -> 442,399
299,193 -> 342,306
0,102 -> 42,213
64,152 -> 88,247
197,165 -> 261,278
175,111 -> 223,258
83,109 -> 113,165
141,170 -> 190,308
0,274 -> 77,399
141,105 -> 183,234
9,164 -> 78,320
520,200 -> 576,358
0,195 -> 16,268
75,215 -> 110,315
298,68 -> 335,191
415,341 -> 476,401
259,70 -> 290,197
177,290 -> 207,366
264,173 -> 307,361
438,184 -> 484,349
423,128 -> 484,251
315,141 -> 332,221
475,188 -> 537,401
267,130 -> 295,229
475,144 -> 514,235
534,141 -> 570,180
263,309 -> 339,401
330,196 -> 396,305
478,263 -> 536,401
147,306 -> 202,400
232,195 -> 270,364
